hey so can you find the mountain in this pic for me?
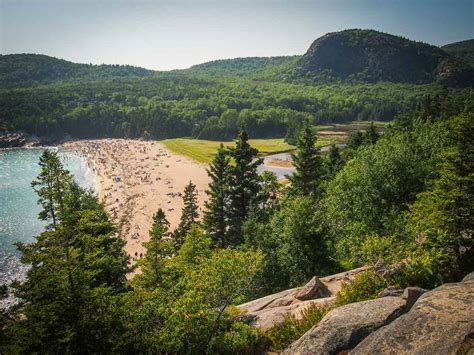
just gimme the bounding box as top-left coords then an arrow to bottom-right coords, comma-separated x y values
2,30 -> 473,88
295,29 -> 473,86
184,56 -> 299,78
0,54 -> 155,86
441,39 -> 474,67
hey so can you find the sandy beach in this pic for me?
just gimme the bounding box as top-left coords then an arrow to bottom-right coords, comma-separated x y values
62,139 -> 210,261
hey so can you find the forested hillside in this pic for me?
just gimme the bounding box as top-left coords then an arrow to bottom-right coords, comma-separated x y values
185,56 -> 298,78
296,29 -> 473,86
0,74 -> 445,140
1,30 -> 472,142
2,88 -> 472,353
0,54 -> 154,87
441,39 -> 474,67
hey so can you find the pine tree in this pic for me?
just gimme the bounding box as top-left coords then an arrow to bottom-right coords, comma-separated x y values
347,130 -> 365,150
203,144 -> 231,247
9,154 -> 129,353
174,181 -> 199,251
137,208 -> 172,288
326,144 -> 344,178
31,150 -> 72,228
364,122 -> 380,144
227,128 -> 262,245
288,125 -> 323,196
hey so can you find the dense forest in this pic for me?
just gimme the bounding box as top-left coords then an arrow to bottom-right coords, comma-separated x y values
0,54 -> 154,87
441,39 -> 474,67
1,29 -> 473,140
0,74 -> 449,140
1,88 -> 472,353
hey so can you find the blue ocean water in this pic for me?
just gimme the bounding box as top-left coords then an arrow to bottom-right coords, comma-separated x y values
0,148 -> 95,294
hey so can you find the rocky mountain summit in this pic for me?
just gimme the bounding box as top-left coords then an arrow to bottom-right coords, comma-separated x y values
297,29 -> 474,86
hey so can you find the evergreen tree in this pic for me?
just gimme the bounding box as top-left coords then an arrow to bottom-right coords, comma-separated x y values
364,122 -> 380,144
31,150 -> 72,227
203,144 -> 231,247
8,154 -> 129,353
174,181 -> 199,251
326,144 -> 344,178
227,128 -> 263,245
137,208 -> 172,289
288,125 -> 323,196
347,130 -> 365,150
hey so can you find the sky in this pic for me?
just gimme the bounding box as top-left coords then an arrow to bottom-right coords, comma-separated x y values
1,0 -> 473,70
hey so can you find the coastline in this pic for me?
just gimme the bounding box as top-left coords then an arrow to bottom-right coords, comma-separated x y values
61,139 -> 210,262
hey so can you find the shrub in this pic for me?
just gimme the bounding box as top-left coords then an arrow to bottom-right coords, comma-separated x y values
265,303 -> 330,350
209,322 -> 268,354
335,270 -> 388,306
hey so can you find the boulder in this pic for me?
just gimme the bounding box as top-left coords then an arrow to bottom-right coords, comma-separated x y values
238,267 -> 368,330
283,296 -> 406,355
378,285 -> 403,298
462,272 -> 474,283
251,297 -> 335,330
0,131 -> 28,148
401,286 -> 426,310
351,273 -> 474,354
295,276 -> 330,300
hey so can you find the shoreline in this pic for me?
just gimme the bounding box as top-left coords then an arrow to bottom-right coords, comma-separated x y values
61,139 -> 210,262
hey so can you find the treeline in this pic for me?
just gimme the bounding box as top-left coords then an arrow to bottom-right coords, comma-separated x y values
0,54 -> 154,87
1,90 -> 472,353
0,73 -> 447,140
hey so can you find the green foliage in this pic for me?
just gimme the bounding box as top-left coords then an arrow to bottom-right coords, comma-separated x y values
324,119 -> 451,265
173,181 -> 199,250
227,128 -> 263,244
325,144 -> 344,178
5,154 -> 129,353
135,208 -> 172,289
0,54 -> 153,87
335,270 -> 388,306
245,195 -> 336,292
0,69 -> 443,141
209,321 -> 267,354
124,224 -> 265,353
204,144 -> 231,247
297,29 -> 473,86
288,125 -> 324,196
441,39 -> 474,67
265,304 -> 330,350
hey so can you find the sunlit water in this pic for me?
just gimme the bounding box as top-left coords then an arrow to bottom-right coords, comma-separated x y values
0,148 -> 95,308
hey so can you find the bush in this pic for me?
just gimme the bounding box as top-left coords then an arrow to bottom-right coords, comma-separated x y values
388,248 -> 455,289
265,303 -> 330,350
335,270 -> 388,306
209,322 -> 267,354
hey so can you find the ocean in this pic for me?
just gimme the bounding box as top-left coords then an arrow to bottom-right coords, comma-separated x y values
0,148 -> 95,307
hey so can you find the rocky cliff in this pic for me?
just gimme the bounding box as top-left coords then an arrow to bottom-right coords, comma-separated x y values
281,272 -> 474,354
297,29 -> 474,86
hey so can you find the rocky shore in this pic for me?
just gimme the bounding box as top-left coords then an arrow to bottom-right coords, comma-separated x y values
0,131 -> 42,148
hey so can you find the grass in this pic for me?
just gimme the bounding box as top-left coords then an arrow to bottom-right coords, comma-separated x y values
161,121 -> 389,163
161,138 -> 295,164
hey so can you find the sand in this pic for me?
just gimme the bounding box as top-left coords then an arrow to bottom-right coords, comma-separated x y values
265,159 -> 294,168
61,139 -> 210,261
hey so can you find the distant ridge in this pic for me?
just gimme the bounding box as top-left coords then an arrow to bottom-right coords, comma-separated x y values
0,54 -> 154,86
295,29 -> 473,86
2,30 -> 473,87
441,39 -> 474,67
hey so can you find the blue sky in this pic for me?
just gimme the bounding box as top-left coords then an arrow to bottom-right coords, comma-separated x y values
1,0 -> 473,70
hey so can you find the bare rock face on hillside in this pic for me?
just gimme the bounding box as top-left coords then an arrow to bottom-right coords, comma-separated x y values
350,273 -> 474,354
238,267 -> 367,330
0,131 -> 28,148
282,296 -> 407,355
